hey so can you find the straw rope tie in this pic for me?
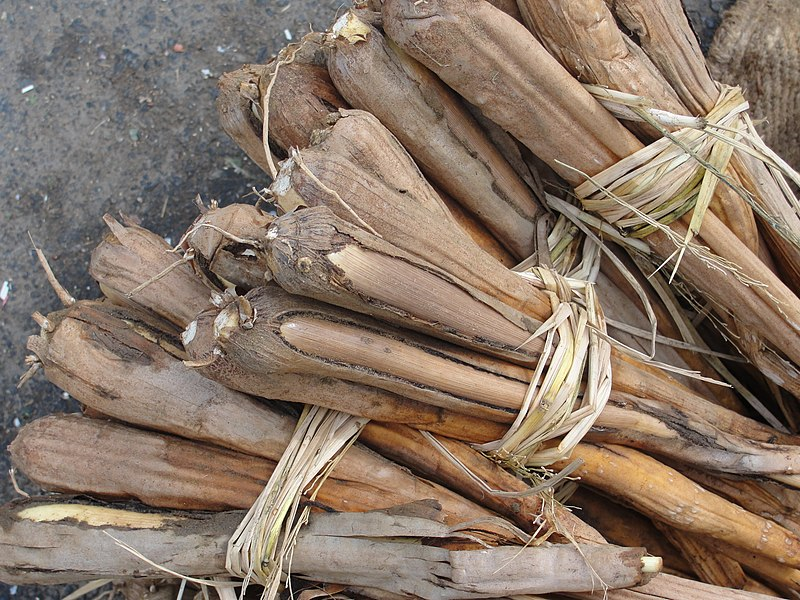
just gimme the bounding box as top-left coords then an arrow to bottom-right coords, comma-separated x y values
576,85 -> 751,240
536,266 -> 573,305
475,266 -> 612,470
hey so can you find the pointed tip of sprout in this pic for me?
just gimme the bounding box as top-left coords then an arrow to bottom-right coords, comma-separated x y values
331,11 -> 371,43
213,304 -> 241,341
271,159 -> 295,196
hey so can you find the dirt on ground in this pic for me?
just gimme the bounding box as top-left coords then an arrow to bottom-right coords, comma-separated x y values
0,1 -> 731,599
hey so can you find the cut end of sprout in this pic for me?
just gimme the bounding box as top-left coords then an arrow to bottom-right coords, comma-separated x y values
641,556 -> 663,573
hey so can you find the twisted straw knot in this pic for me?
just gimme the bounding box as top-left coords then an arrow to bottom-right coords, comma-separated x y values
529,265 -> 574,303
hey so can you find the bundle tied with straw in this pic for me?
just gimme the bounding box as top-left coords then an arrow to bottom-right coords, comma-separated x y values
381,0 -> 800,415
10,0 -> 800,597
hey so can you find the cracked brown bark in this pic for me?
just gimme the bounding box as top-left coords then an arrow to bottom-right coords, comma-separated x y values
326,15 -> 542,260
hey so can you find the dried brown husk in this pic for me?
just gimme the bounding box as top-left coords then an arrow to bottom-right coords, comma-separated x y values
263,206 -> 544,365
88,215 -> 508,442
271,147 -> 554,321
703,538 -> 800,595
596,573 -> 783,600
556,443 -> 800,568
265,116 -> 721,385
178,204 -> 730,432
187,308 -> 506,441
436,186 -> 518,267
326,14 -> 543,260
260,204 -> 744,420
10,414 -> 495,525
216,64 -> 276,175
0,497 -> 241,583
308,108 -> 520,267
182,202 -> 275,293
309,109 -> 450,216
217,65 -> 517,266
196,203 -> 800,473
0,498 -> 655,595
260,61 -> 345,155
516,0 -> 683,142
216,32 -> 338,173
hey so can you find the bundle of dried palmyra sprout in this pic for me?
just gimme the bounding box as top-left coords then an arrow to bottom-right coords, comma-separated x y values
5,0 -> 800,598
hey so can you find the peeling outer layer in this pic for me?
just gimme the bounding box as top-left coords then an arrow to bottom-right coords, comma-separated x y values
268,147 -> 555,323
182,203 -> 274,293
264,206 -> 546,365
0,498 -> 652,594
327,13 -> 543,260
183,287 -> 509,443
381,0 -> 642,186
185,284 -> 528,425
